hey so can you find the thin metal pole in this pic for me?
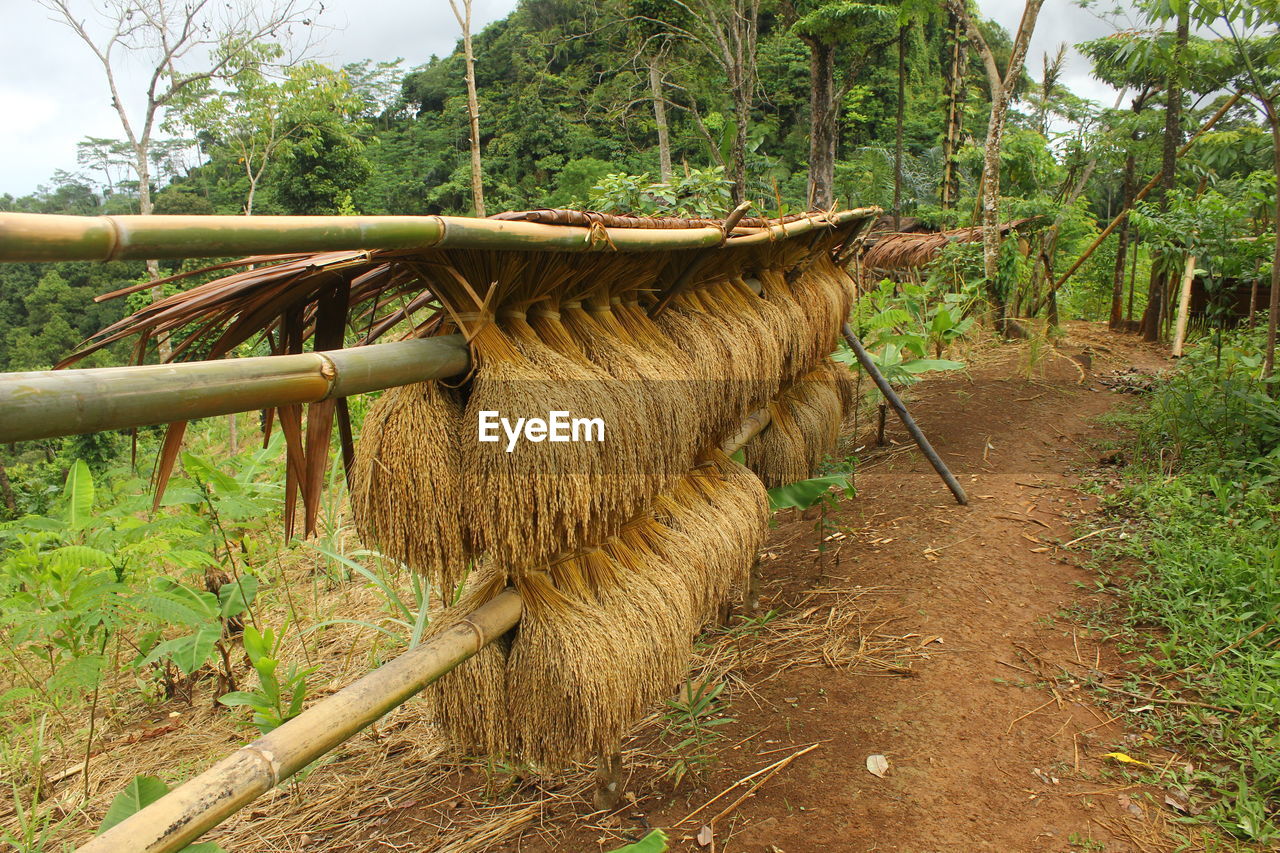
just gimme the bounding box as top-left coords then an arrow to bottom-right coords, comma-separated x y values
841,324 -> 968,505
77,590 -> 524,853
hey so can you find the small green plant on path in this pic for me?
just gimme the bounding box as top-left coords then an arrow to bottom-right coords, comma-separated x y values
218,622 -> 316,734
662,675 -> 734,790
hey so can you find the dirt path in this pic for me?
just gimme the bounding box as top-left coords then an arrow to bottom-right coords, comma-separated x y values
482,324 -> 1172,853
685,326 -> 1169,853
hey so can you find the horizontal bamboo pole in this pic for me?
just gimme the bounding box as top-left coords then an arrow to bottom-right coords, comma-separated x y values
0,335 -> 469,444
0,213 -> 728,262
0,209 -> 881,263
0,214 -> 448,263
724,208 -> 879,247
76,590 -> 524,853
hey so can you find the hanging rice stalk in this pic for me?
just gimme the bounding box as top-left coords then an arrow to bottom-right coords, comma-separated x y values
350,381 -> 466,588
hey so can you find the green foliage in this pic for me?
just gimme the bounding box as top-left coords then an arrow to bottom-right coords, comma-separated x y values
218,622 -> 316,734
843,278 -> 971,385
767,473 -> 854,512
607,830 -> 669,852
587,167 -> 732,217
1138,325 -> 1280,463
662,675 -> 734,789
302,542 -> 436,649
1105,324 -> 1280,842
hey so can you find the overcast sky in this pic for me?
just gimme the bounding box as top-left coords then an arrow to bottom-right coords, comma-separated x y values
0,0 -> 1131,198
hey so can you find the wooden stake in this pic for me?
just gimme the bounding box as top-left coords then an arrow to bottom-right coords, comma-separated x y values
592,750 -> 624,811
1172,254 -> 1197,357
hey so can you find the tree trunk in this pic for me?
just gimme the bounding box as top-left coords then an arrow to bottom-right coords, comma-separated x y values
1265,105 -> 1280,380
806,39 -> 835,209
893,25 -> 907,228
1141,265 -> 1165,340
453,0 -> 486,217
730,81 -> 750,205
955,0 -> 1044,332
0,460 -> 16,515
1127,235 -> 1139,324
1109,153 -> 1135,329
649,59 -> 673,183
940,10 -> 966,210
1172,254 -> 1196,357
979,97 -> 1009,325
1143,7 -> 1187,343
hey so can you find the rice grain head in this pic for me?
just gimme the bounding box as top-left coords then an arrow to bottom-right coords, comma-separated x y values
350,380 -> 467,589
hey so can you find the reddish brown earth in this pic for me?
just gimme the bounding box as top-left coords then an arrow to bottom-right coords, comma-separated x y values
374,325 -> 1179,853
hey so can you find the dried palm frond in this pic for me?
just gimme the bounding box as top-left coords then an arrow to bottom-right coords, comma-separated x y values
860,217 -> 1036,271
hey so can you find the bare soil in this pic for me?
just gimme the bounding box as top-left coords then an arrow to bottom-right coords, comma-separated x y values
481,324 -> 1178,853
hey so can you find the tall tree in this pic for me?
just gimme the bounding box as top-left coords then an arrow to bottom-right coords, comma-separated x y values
1171,0 -> 1280,378
783,0 -> 892,209
627,0 -> 684,183
939,7 -> 968,209
42,0 -> 319,354
173,52 -> 361,215
1140,6 -> 1190,342
947,0 -> 1045,327
673,0 -> 762,205
450,0 -> 487,217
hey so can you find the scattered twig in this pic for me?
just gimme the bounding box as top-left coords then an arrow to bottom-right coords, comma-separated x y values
1091,682 -> 1239,715
994,513 -> 1052,529
707,743 -> 820,828
1007,698 -> 1056,734
1062,526 -> 1121,548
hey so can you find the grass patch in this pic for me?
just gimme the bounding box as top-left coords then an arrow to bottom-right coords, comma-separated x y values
1093,327 -> 1280,844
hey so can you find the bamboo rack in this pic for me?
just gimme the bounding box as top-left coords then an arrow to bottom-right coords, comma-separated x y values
0,207 -> 890,851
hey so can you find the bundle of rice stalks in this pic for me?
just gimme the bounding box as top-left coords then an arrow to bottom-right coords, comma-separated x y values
787,256 -> 855,367
421,452 -> 768,767
349,381 -> 466,589
743,360 -> 852,488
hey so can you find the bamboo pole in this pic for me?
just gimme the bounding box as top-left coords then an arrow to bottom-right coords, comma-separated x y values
0,209 -> 880,263
77,590 -> 524,853
1172,254 -> 1197,357
0,335 -> 468,444
1050,91 -> 1241,294
841,324 -> 968,505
